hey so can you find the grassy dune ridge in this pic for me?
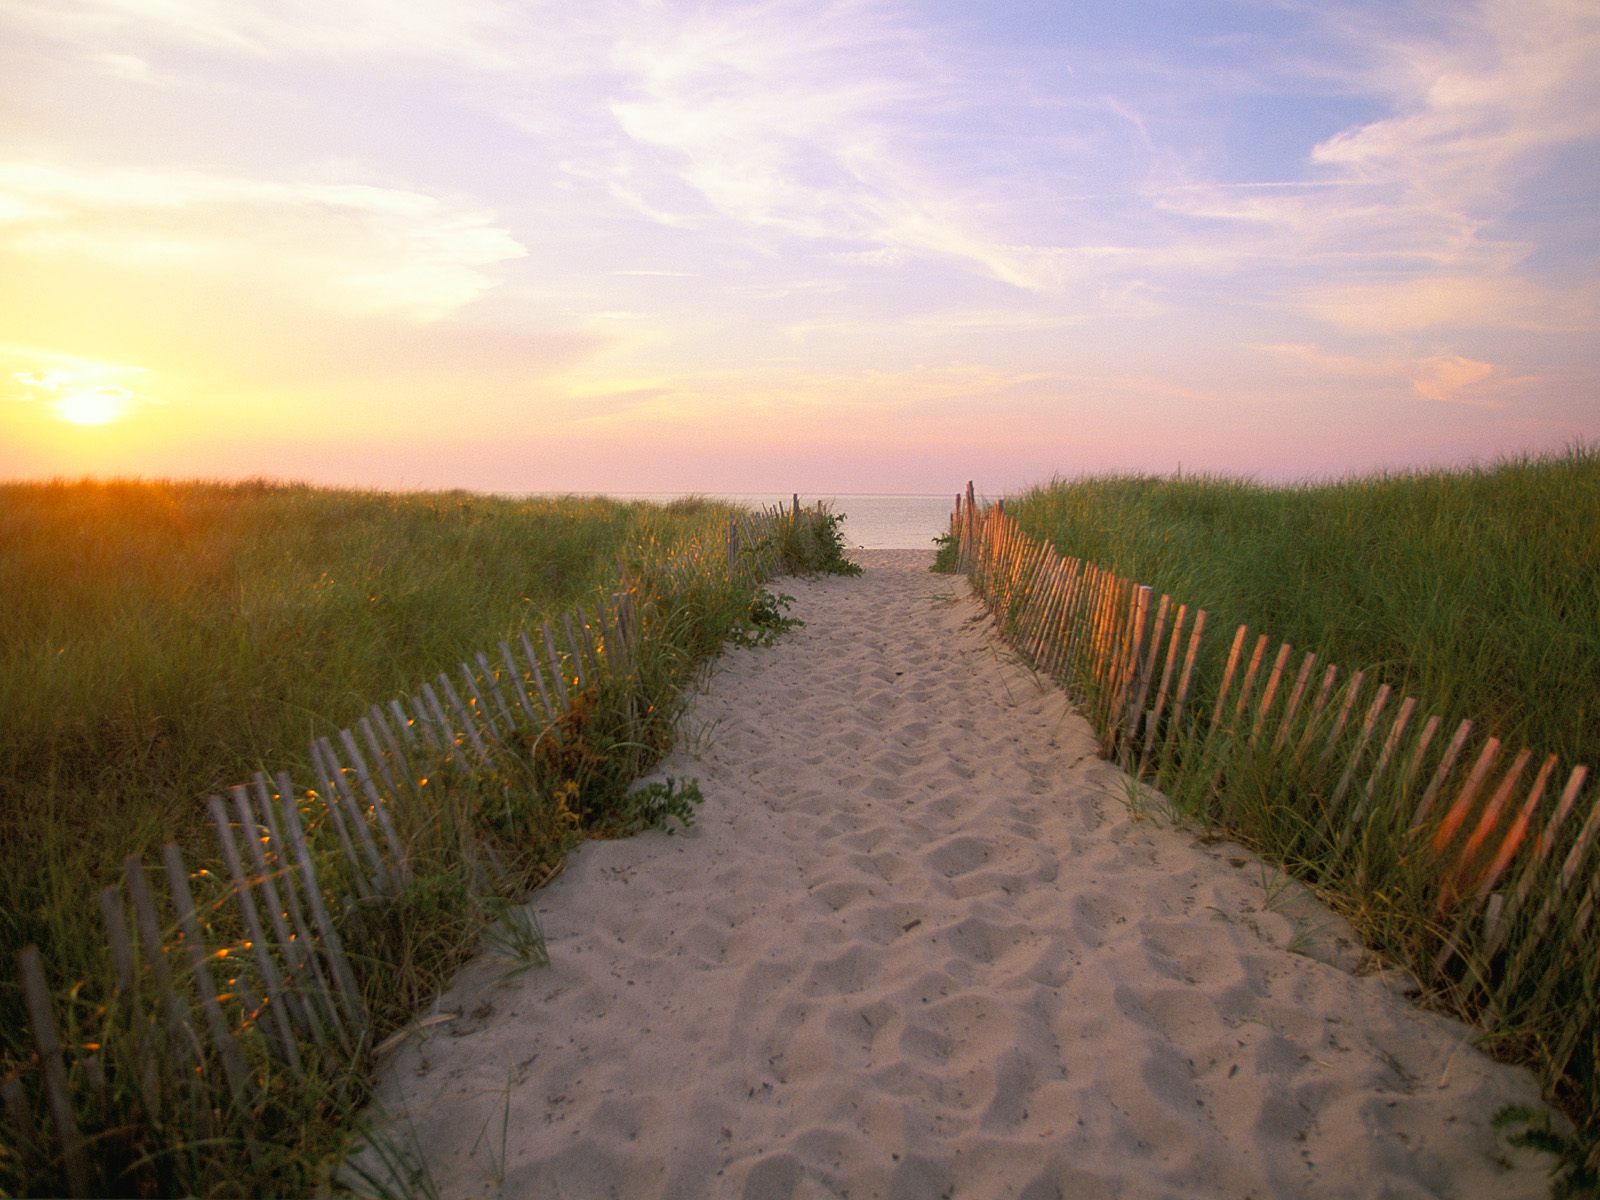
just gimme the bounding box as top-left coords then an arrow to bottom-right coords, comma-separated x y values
1004,447 -> 1599,773
993,446 -> 1599,1181
1,480 -> 730,970
1,479 -> 833,1195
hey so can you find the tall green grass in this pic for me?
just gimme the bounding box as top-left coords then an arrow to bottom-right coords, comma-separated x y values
1005,446 -> 1599,773
989,446 -> 1599,1183
0,478 -> 858,1196
0,480 -> 733,975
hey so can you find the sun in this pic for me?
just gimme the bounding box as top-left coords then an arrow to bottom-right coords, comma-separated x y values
54,388 -> 129,426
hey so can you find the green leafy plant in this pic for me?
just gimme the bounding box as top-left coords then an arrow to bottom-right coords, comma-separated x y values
931,531 -> 961,573
611,777 -> 704,836
732,590 -> 803,646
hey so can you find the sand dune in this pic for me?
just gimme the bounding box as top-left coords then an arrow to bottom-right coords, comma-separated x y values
353,550 -> 1551,1199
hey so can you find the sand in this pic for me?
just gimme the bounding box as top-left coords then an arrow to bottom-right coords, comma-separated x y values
352,550 -> 1552,1199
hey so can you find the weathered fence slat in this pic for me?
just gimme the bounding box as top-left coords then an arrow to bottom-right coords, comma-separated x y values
339,728 -> 410,883
1315,670 -> 1368,770
275,778 -> 365,1034
562,613 -> 589,689
231,783 -> 330,1047
542,622 -> 571,712
1410,718 -> 1475,831
161,843 -> 254,1109
17,946 -> 90,1198
315,738 -> 389,895
438,673 -> 491,764
246,777 -> 348,1051
459,662 -> 502,742
1249,642 -> 1293,743
499,638 -> 544,728
475,649 -> 519,733
206,796 -> 304,1074
518,629 -> 560,726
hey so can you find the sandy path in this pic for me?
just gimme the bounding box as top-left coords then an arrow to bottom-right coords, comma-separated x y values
356,551 -> 1550,1199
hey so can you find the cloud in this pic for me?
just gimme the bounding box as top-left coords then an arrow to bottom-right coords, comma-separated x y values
1259,341 -> 1531,409
3,344 -> 159,419
1409,354 -> 1499,405
0,161 -> 526,320
1298,273 -> 1597,335
6,0 -> 519,68
601,0 -> 1057,290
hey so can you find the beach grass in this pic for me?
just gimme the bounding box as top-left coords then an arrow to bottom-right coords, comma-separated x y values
1003,445 -> 1599,773
985,446 -> 1599,1178
0,477 -> 858,1196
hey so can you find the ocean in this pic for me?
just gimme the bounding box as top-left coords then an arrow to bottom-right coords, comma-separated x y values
610,493 -> 956,551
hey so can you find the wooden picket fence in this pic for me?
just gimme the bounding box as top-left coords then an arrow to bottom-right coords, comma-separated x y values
952,484 -> 1599,1163
1,506 -> 803,1197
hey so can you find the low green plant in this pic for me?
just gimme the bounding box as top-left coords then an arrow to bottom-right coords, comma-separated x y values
774,506 -> 862,577
931,531 -> 961,573
610,777 -> 705,836
732,590 -> 803,646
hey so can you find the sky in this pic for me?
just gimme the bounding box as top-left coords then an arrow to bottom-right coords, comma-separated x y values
1,0 -> 1596,494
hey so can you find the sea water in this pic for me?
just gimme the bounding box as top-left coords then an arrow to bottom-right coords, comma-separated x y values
611,493 -> 955,550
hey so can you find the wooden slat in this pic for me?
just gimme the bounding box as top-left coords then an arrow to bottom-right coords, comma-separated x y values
1269,651 -> 1316,753
205,796 -> 303,1074
1292,664 -> 1340,760
418,683 -> 455,756
233,782 -> 331,1047
1409,718 -> 1474,831
275,775 -> 365,1033
562,613 -> 588,689
339,728 -> 409,882
17,946 -> 90,1197
1329,684 -> 1392,813
577,606 -> 604,681
458,662 -> 502,743
1476,754 -> 1559,912
1396,712 -> 1442,797
1210,625 -> 1250,727
519,629 -> 559,725
313,738 -> 386,895
542,622 -> 571,712
438,673 -> 491,764
1428,737 -> 1503,857
1249,642 -> 1293,742
1450,748 -> 1533,890
498,639 -> 542,727
475,649 -> 519,732
1231,633 -> 1270,721
1142,602 -> 1187,757
359,712 -> 406,803
161,843 -> 254,1109
387,697 -> 422,750
1315,670 -> 1367,769
1165,609 -> 1208,735
122,854 -> 202,1073
1127,592 -> 1169,738
246,778 -> 345,1050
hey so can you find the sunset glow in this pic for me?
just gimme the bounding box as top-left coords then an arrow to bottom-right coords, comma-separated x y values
1,1 -> 1595,491
54,389 -> 128,426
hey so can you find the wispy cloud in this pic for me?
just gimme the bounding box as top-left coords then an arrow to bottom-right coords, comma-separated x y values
0,162 -> 525,320
600,0 -> 1056,289
6,0 -> 519,67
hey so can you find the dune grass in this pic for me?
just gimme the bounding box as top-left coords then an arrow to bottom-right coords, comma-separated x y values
0,478 -> 864,1196
978,446 -> 1599,1183
0,480 -> 733,974
1003,446 -> 1599,773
